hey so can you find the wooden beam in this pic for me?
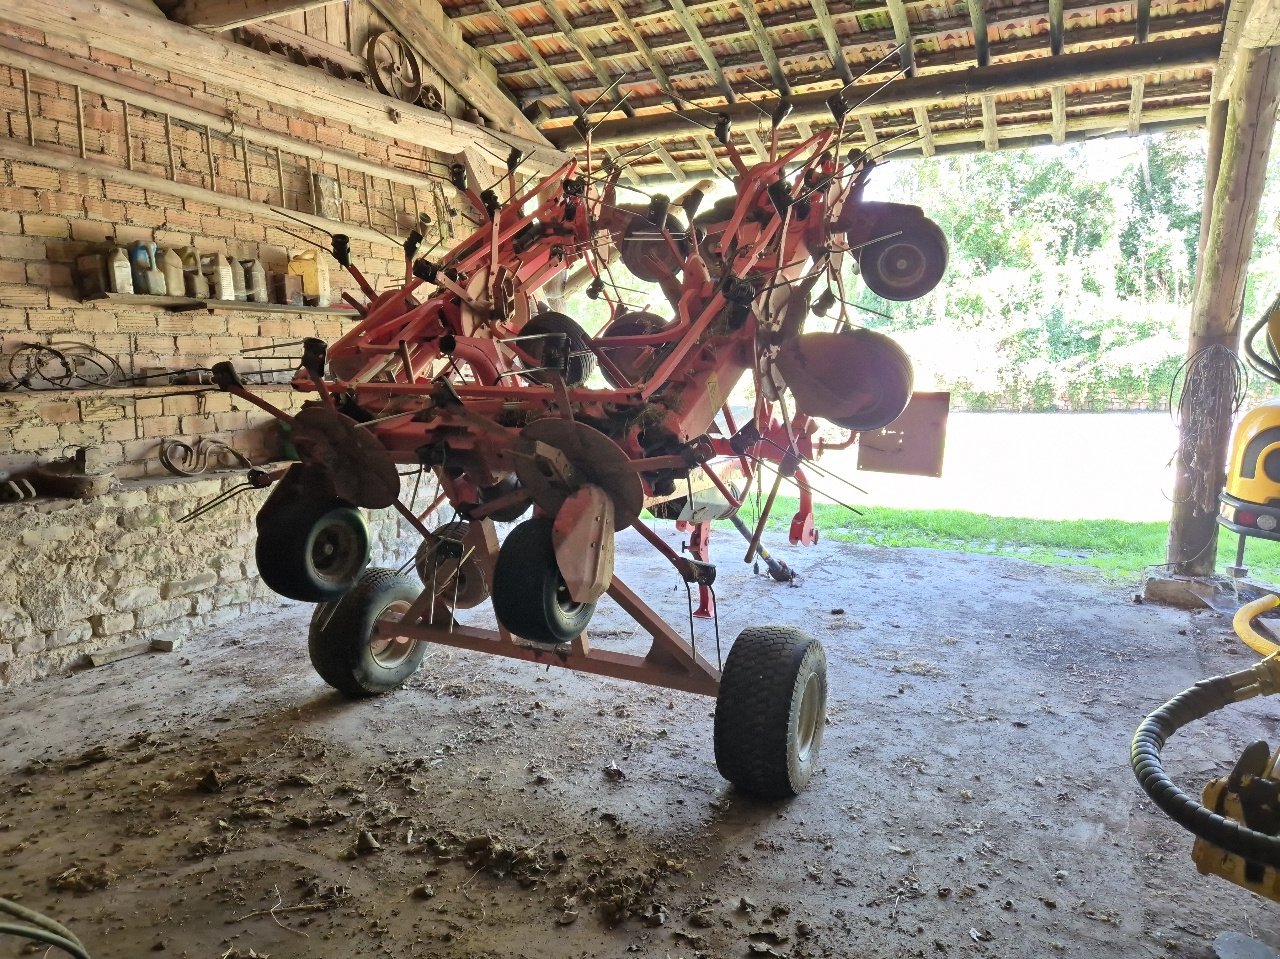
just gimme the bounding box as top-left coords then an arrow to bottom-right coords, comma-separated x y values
886,0 -> 916,76
667,0 -> 737,100
739,0 -> 790,94
601,0 -> 678,95
631,107 -> 1208,176
539,1 -> 634,118
981,94 -> 998,149
1127,76 -> 1145,133
173,0 -> 337,30
7,0 -> 562,165
552,32 -> 1221,147
858,115 -> 879,147
1049,0 -> 1065,55
1050,84 -> 1066,142
913,105 -> 935,155
812,0 -> 855,84
369,0 -> 546,139
478,0 -> 581,116
654,143 -> 689,181
1215,0 -> 1280,99
0,137 -> 403,248
1167,45 -> 1280,576
515,10 -> 1222,109
967,0 -> 990,66
744,129 -> 772,162
1136,0 -> 1152,43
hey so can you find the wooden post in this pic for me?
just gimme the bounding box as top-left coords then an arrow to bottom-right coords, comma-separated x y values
1166,47 -> 1280,576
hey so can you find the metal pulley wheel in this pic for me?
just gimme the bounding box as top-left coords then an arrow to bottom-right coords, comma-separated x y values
420,84 -> 444,112
366,31 -> 424,103
415,521 -> 489,608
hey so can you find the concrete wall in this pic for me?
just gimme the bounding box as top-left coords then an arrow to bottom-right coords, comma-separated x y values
0,21 -> 464,685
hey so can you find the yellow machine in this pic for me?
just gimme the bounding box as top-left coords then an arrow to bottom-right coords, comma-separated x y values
1133,595 -> 1280,901
1219,295 -> 1280,575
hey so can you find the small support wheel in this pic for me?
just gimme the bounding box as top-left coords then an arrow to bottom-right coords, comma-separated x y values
714,626 -> 828,799
491,517 -> 595,644
308,568 -> 425,697
256,497 -> 371,602
857,215 -> 948,301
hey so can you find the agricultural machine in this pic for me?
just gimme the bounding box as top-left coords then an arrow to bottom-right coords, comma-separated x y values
210,109 -> 948,799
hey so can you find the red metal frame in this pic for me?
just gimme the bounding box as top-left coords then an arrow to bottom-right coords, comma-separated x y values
219,125 -> 939,695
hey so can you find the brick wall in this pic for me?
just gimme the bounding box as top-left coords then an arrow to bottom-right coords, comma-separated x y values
0,24 -> 472,684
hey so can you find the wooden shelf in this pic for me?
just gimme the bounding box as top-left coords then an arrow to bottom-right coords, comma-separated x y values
199,300 -> 357,316
83,291 -> 205,308
82,292 -> 357,317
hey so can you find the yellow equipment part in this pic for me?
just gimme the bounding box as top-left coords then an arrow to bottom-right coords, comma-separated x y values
1225,400 -> 1280,507
1193,755 -> 1280,900
1185,595 -> 1280,901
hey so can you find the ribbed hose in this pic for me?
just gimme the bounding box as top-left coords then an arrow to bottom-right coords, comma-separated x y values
1131,674 -> 1280,869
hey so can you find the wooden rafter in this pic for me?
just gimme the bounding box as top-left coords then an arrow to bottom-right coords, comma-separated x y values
635,101 -> 1207,176
668,0 -> 737,100
551,32 -> 1218,147
967,0 -> 990,66
1051,84 -> 1067,142
1049,0 -> 1065,54
511,11 -> 1221,109
739,0 -> 792,94
914,106 -> 935,155
812,0 -> 855,84
479,0 -> 581,116
654,143 -> 689,181
1128,76 -> 1146,132
858,115 -> 880,146
886,0 -> 917,76
173,0 -> 336,30
600,0 -> 676,96
981,95 -> 999,149
536,1 -> 634,121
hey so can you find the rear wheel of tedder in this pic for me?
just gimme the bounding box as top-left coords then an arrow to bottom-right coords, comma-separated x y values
858,216 -> 948,301
714,626 -> 827,799
308,568 -> 425,697
256,497 -> 371,602
491,517 -> 595,644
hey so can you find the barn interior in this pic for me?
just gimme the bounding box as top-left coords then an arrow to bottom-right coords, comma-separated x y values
0,0 -> 1278,956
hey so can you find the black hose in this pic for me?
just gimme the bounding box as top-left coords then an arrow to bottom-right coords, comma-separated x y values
1131,674 -> 1280,869
0,923 -> 91,959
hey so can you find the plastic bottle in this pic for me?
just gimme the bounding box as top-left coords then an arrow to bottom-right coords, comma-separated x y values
107,246 -> 133,293
128,241 -> 165,295
158,248 -> 184,298
178,247 -> 209,298
241,259 -> 268,302
203,253 -> 235,301
229,257 -> 247,301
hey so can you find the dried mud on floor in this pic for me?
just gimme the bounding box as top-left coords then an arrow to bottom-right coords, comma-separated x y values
1,527 -> 1278,959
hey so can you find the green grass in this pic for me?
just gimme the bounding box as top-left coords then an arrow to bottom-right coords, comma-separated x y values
733,496 -> 1280,581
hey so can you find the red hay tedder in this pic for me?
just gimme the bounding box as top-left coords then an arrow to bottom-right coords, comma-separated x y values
209,114 -> 948,799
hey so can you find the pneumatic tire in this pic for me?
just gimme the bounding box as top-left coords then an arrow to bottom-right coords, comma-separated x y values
714,626 -> 828,799
858,215 -> 948,301
308,568 -> 425,697
491,517 -> 595,644
256,497 -> 370,602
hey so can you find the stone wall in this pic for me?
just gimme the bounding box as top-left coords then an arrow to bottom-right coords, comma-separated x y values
0,472 -> 434,687
0,22 -> 474,685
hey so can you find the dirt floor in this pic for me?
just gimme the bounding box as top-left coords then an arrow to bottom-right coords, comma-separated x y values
2,526 -> 1279,959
